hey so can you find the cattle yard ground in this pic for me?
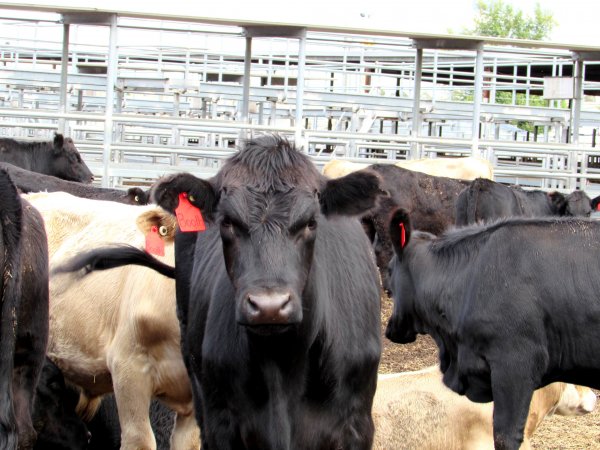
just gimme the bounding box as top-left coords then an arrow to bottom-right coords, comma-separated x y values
379,294 -> 600,449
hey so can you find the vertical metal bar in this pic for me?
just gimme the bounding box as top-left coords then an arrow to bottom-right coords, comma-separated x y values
432,50 -> 438,105
295,34 -> 306,149
525,63 -> 531,106
284,40 -> 290,97
240,36 -> 252,141
102,14 -> 118,188
572,57 -> 583,146
270,100 -> 277,125
410,47 -> 423,159
490,57 -> 497,104
512,65 -> 517,105
472,47 -> 484,156
58,23 -> 69,135
571,56 -> 584,190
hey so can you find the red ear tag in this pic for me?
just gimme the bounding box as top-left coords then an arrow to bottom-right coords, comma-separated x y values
145,226 -> 165,256
399,222 -> 406,248
596,203 -> 600,211
175,192 -> 206,232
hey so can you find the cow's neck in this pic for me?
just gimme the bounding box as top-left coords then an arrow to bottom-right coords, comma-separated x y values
28,143 -> 50,174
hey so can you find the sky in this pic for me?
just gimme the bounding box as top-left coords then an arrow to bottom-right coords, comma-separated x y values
237,0 -> 598,45
1,0 -> 598,45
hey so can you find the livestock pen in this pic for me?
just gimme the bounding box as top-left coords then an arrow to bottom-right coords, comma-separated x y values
0,4 -> 600,194
1,3 -> 600,449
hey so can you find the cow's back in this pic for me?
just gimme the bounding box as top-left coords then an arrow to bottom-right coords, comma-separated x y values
373,367 -> 595,450
0,138 -> 32,170
371,164 -> 469,234
455,178 -> 522,226
395,156 -> 493,180
373,367 -> 495,450
443,219 -> 600,394
322,159 -> 369,178
366,164 -> 469,286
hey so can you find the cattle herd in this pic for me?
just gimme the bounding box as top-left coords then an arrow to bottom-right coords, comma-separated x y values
0,132 -> 599,450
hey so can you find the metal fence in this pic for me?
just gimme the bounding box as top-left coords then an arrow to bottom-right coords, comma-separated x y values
1,12 -> 600,194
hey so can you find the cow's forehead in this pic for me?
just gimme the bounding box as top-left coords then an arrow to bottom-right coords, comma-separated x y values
218,186 -> 318,226
215,151 -> 323,192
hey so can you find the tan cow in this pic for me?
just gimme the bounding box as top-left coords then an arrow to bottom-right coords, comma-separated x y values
322,156 -> 494,180
373,366 -> 596,450
24,192 -> 200,450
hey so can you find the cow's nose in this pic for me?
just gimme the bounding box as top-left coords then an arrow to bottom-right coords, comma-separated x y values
245,292 -> 293,325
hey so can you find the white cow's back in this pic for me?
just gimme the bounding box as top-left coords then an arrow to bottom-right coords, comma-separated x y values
373,366 -> 596,450
322,157 -> 493,180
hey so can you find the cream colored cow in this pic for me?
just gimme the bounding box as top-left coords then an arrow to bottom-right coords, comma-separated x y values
322,156 -> 494,180
24,192 -> 200,450
373,366 -> 596,450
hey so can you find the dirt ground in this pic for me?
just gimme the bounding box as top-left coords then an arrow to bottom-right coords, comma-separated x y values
378,294 -> 600,449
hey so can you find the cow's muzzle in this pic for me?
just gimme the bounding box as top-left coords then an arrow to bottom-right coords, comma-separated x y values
240,291 -> 301,327
385,320 -> 417,344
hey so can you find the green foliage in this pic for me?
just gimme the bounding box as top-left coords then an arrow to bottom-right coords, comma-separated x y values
467,0 -> 555,40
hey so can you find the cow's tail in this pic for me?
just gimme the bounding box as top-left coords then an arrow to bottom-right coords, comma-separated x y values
52,245 -> 175,279
0,169 -> 21,448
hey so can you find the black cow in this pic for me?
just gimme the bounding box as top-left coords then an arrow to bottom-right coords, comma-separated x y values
56,134 -> 385,449
32,358 -> 90,450
385,209 -> 600,450
455,178 -> 592,226
0,168 -> 22,449
359,164 -> 470,286
0,169 -> 50,449
0,134 -> 94,183
0,162 -> 148,205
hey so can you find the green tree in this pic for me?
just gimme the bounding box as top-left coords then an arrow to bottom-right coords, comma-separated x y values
455,0 -> 558,135
466,0 -> 555,40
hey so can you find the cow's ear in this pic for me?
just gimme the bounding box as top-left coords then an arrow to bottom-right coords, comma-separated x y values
53,133 -> 64,152
320,169 -> 386,217
548,191 -> 567,214
389,208 -> 411,257
136,209 -> 178,243
591,195 -> 600,212
150,173 -> 217,221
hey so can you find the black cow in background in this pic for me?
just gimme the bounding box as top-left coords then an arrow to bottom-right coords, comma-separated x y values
32,358 -> 90,450
0,134 -> 94,183
385,209 -> 600,450
0,169 -> 50,449
0,163 -> 148,205
455,177 -> 592,226
56,134 -> 385,449
358,164 -> 470,286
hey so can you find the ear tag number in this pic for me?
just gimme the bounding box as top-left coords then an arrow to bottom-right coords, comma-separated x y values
145,226 -> 165,256
175,192 -> 206,232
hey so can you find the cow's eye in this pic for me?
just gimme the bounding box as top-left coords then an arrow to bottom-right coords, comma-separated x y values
307,218 -> 317,231
221,216 -> 233,228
